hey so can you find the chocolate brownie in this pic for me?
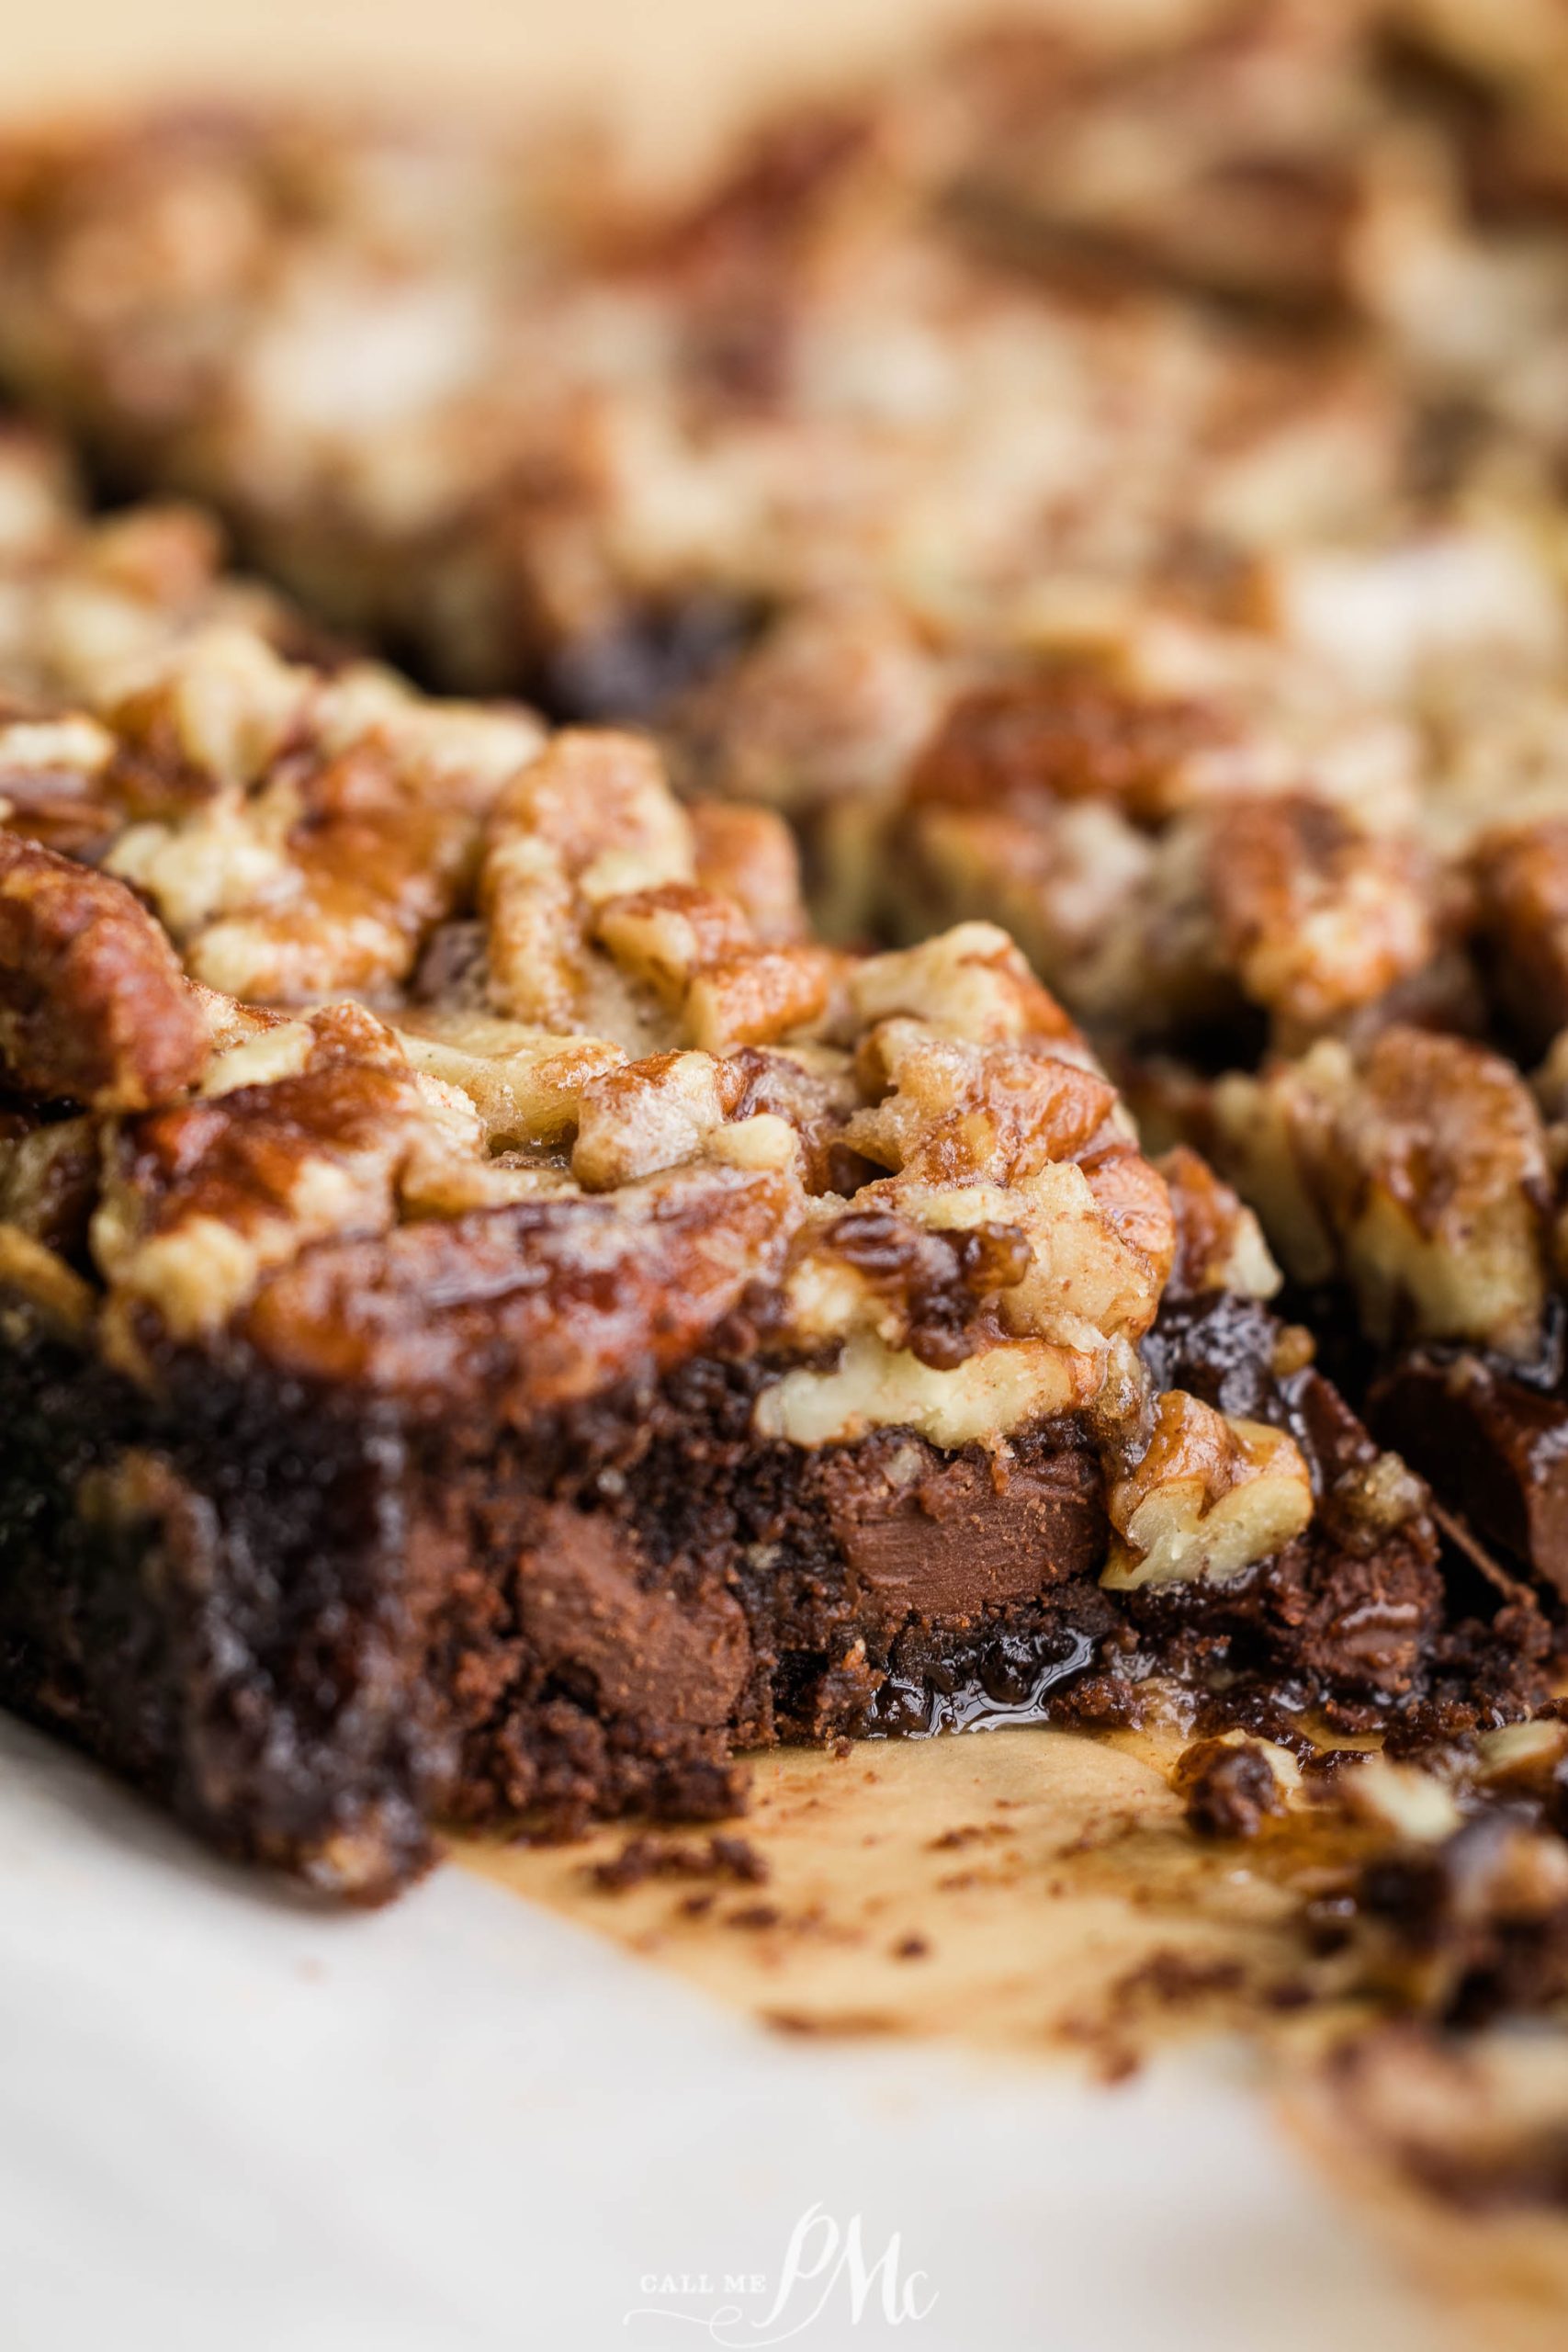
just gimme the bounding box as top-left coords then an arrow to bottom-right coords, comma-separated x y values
0,448 -> 1480,1896
0,12 -> 1566,1902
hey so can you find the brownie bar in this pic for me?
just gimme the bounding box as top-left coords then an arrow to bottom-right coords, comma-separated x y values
0,456 -> 1481,1895
0,1163 -> 1463,1897
0,1284 -> 1111,1891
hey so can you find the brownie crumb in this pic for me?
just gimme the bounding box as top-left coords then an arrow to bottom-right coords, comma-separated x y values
726,1902 -> 784,1930
1115,1951 -> 1248,2009
1173,1737 -> 1285,1839
708,1834 -> 772,1884
893,1933 -> 931,1961
927,1821 -> 1013,1851
589,1831 -> 773,1894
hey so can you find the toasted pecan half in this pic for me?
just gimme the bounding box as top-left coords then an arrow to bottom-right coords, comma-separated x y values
0,831 -> 208,1109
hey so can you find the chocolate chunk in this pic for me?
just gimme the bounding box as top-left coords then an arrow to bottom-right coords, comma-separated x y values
822,1436 -> 1105,1623
1373,1351 -> 1568,1601
518,1504 -> 754,1727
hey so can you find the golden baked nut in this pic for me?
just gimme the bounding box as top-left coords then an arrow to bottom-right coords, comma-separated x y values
1213,1026 -> 1552,1358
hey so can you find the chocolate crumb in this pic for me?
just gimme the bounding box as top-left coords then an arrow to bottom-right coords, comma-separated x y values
708,1835 -> 772,1884
927,1822 -> 1013,1851
589,1831 -> 773,1893
1174,1737 -> 1285,1839
726,1902 -> 783,1929
1116,1951 -> 1248,2008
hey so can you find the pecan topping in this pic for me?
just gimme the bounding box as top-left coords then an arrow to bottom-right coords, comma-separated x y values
1204,794 -> 1435,1041
0,831 -> 209,1109
1213,1027 -> 1552,1358
687,797 -> 808,943
242,1163 -> 798,1413
1158,1143 -> 1280,1304
908,668 -> 1224,827
1101,1389 -> 1314,1589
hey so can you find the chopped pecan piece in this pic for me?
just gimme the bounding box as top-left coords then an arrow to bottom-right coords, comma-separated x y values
0,831 -> 208,1110
571,1049 -> 748,1191
1173,1734 -> 1292,1838
1101,1389 -> 1314,1589
104,646 -> 543,1001
242,1161 -> 798,1412
1158,1143 -> 1280,1304
1204,793 -> 1435,1042
591,884 -> 754,1010
908,666 -> 1225,827
479,729 -> 693,1036
687,798 -> 808,944
846,922 -> 1077,1048
1214,1027 -> 1552,1358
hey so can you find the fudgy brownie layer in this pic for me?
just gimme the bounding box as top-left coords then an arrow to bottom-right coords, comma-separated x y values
1,1273 -> 1532,1901
0,1318 -> 1105,1895
0,1327 -> 442,1894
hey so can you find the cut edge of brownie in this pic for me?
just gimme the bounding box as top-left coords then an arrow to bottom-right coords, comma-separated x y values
0,1251 -> 1538,1904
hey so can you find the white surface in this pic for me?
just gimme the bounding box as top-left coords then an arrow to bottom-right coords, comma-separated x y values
0,1713 -> 1435,2352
